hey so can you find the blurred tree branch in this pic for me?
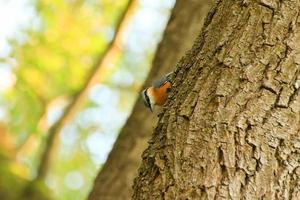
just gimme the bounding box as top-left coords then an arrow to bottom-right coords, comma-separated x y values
35,0 -> 136,180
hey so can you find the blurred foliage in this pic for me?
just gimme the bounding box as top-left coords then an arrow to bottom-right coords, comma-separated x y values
0,124 -> 50,200
0,0 -> 174,199
7,0 -> 128,144
0,167 -> 50,200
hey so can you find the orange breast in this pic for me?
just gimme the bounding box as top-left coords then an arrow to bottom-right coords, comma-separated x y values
153,82 -> 171,105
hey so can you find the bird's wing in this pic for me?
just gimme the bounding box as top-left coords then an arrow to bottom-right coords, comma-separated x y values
152,72 -> 173,88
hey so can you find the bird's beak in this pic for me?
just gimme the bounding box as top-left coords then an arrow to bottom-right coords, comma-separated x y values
149,103 -> 154,112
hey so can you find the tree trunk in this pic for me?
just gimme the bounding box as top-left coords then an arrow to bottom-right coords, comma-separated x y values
133,0 -> 300,199
87,0 -> 212,199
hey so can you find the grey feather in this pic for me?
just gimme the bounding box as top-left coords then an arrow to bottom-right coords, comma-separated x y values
152,72 -> 173,88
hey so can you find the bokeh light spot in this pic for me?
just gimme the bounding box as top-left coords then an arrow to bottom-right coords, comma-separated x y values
64,171 -> 85,190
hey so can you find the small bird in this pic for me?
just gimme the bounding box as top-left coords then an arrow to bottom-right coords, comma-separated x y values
142,72 -> 173,112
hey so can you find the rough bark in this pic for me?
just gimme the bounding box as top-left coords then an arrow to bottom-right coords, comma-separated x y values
87,0 -> 212,199
133,0 -> 300,199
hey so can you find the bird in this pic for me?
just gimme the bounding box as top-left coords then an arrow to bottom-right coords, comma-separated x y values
141,72 -> 173,112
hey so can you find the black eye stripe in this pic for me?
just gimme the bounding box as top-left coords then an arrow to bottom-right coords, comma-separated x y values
143,89 -> 151,107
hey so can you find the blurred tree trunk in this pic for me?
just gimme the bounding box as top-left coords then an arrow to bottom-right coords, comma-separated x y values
133,0 -> 300,199
87,0 -> 212,199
